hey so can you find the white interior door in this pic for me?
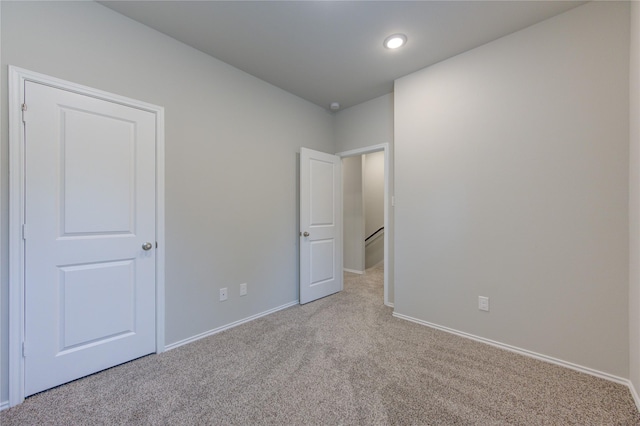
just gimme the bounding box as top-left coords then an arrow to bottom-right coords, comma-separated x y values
300,148 -> 342,304
23,81 -> 157,396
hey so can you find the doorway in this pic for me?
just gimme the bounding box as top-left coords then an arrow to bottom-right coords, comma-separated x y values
338,144 -> 391,306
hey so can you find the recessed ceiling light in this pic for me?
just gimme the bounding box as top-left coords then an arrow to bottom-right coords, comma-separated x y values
384,33 -> 407,49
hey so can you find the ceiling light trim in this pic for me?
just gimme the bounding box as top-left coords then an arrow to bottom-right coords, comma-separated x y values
384,33 -> 407,49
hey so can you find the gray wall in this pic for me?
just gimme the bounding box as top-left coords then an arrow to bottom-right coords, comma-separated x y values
364,152 -> 385,268
334,94 -> 395,304
364,152 -> 384,239
0,1 -> 334,402
394,1 -> 630,377
334,94 -> 394,154
343,156 -> 364,272
630,0 -> 640,399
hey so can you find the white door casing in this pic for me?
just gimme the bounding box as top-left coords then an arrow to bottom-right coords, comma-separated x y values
299,148 -> 343,304
8,67 -> 165,406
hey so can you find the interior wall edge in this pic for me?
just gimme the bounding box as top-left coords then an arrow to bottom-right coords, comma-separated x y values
631,382 -> 640,412
628,0 -> 640,410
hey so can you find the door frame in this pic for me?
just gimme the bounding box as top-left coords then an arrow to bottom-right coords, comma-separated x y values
7,66 -> 166,407
337,143 -> 391,307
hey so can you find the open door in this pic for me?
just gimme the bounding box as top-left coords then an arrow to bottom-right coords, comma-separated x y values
300,148 -> 342,304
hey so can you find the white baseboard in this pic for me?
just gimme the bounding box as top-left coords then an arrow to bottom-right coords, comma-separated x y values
0,400 -> 9,411
165,300 -> 299,351
344,268 -> 364,274
392,312 -> 630,387
385,302 -> 394,308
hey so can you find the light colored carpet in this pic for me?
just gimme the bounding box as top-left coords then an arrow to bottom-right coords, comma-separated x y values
2,263 -> 639,425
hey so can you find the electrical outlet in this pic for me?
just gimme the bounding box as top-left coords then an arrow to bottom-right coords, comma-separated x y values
240,283 -> 247,296
478,296 -> 489,312
219,287 -> 228,301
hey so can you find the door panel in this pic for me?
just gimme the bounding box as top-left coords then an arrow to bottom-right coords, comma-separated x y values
300,148 -> 342,304
62,108 -> 136,234
59,260 -> 135,350
24,81 -> 156,396
310,159 -> 335,225
310,240 -> 335,284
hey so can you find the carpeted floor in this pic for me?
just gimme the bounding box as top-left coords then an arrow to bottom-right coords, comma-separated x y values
2,263 -> 639,425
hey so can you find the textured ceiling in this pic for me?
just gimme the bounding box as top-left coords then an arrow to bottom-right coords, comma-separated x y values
101,1 -> 584,111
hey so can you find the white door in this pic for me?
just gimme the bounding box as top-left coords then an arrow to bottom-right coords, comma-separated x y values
299,148 -> 342,304
23,81 -> 157,396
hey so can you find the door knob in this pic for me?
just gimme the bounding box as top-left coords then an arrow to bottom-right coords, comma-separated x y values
303,232 -> 310,237
142,242 -> 153,251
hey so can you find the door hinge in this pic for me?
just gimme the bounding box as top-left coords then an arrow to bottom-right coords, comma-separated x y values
22,224 -> 27,240
22,342 -> 27,357
21,103 -> 27,123
156,242 -> 158,248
